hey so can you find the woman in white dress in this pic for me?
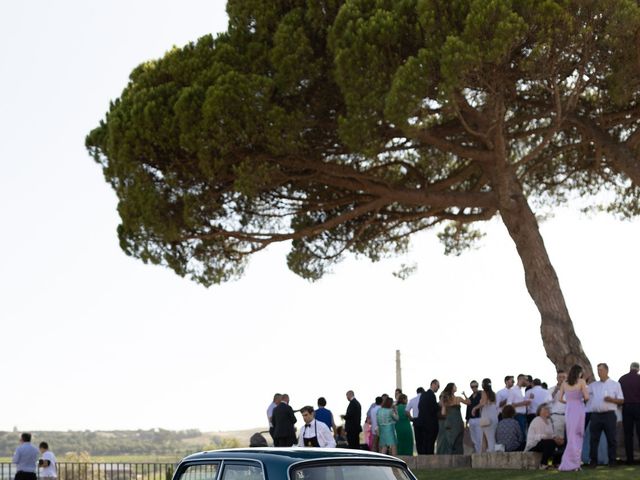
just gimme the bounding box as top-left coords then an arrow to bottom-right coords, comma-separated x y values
472,378 -> 499,452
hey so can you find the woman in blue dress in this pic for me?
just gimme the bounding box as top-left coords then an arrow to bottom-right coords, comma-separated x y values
376,397 -> 399,455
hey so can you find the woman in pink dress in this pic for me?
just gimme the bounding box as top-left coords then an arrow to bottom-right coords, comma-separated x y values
558,365 -> 590,471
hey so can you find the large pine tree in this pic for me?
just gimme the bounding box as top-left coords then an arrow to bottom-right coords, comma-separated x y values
87,0 -> 640,378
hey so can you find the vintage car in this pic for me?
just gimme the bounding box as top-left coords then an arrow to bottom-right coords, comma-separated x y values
173,447 -> 418,480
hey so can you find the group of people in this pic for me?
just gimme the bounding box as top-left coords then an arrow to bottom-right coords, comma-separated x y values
364,391 -> 414,455
264,360 -> 640,471
12,433 -> 57,480
265,391 -> 362,449
459,362 -> 638,470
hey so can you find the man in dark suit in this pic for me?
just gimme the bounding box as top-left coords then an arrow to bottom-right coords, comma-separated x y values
619,361 -> 640,465
272,393 -> 297,446
344,390 -> 362,449
417,379 -> 440,454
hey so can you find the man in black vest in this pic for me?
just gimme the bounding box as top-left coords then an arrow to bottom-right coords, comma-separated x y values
417,379 -> 440,454
344,390 -> 362,449
272,393 -> 297,446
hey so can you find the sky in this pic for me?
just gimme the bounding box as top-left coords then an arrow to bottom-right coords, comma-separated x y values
1,1 -> 639,435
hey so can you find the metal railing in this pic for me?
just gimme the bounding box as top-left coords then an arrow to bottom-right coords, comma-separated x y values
0,463 -> 175,480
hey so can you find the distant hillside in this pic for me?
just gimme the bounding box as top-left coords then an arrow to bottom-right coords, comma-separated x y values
0,428 -> 266,457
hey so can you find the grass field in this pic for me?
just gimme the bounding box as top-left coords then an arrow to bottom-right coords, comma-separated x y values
412,465 -> 639,479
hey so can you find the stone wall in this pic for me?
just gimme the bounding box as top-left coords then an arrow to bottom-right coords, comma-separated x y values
398,453 -> 541,470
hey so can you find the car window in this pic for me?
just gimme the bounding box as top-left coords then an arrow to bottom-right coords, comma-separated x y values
220,464 -> 263,480
179,464 -> 220,480
291,464 -> 413,480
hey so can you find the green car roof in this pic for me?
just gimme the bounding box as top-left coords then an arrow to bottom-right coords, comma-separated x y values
178,447 -> 412,479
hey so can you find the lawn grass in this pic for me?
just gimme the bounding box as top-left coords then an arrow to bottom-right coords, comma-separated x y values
412,465 -> 639,479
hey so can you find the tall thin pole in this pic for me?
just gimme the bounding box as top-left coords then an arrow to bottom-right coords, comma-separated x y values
396,349 -> 402,390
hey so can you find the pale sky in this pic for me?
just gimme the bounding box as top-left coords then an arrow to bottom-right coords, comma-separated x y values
1,1 -> 638,435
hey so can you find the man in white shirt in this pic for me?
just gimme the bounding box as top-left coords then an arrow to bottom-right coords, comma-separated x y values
406,387 -> 423,453
507,374 -> 532,437
406,388 -> 422,421
38,442 -> 56,480
297,406 -> 336,448
550,370 -> 567,439
584,382 -> 610,465
588,363 -> 624,467
496,376 -> 514,417
527,378 -> 552,424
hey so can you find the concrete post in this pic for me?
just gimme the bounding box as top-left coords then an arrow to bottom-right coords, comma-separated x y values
396,350 -> 402,391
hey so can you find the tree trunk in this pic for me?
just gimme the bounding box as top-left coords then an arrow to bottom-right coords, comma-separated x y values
497,171 -> 594,380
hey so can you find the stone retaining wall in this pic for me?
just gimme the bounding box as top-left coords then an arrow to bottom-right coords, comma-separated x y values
398,452 -> 542,470
397,455 -> 471,469
471,452 -> 542,469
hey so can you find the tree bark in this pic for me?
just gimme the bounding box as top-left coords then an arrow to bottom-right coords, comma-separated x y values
496,169 -> 594,380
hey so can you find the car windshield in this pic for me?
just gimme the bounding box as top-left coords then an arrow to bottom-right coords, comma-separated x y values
291,464 -> 413,480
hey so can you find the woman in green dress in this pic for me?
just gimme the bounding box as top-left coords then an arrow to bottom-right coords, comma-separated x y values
395,394 -> 414,455
436,383 -> 470,454
376,397 -> 399,455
